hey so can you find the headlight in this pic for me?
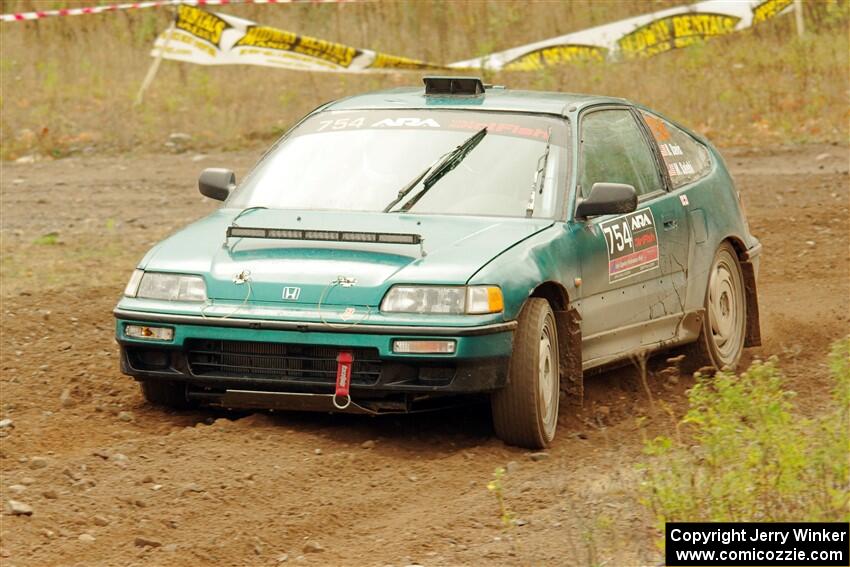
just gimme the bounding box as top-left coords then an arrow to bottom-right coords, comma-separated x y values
126,271 -> 207,302
380,285 -> 503,315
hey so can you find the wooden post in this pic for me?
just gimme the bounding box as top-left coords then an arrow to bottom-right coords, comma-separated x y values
794,0 -> 805,37
134,18 -> 176,106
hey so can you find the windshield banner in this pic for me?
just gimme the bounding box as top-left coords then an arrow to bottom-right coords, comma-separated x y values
152,0 -> 795,73
152,4 -> 446,72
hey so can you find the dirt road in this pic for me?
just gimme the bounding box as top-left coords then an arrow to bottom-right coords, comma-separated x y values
1,144 -> 847,566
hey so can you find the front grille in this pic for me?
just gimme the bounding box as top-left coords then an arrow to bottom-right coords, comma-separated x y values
186,340 -> 381,385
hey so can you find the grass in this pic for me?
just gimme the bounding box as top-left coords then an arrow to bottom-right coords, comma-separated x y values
33,231 -> 60,246
0,1 -> 848,160
639,339 -> 850,551
486,466 -> 515,528
1,237 -> 135,295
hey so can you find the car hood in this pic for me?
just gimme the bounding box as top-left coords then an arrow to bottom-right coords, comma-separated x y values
141,209 -> 553,306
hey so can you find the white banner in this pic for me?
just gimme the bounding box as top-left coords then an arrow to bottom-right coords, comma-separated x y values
151,0 -> 795,73
450,0 -> 795,70
152,4 -> 445,72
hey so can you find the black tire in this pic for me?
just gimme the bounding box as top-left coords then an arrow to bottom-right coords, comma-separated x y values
139,380 -> 194,409
685,242 -> 747,372
491,298 -> 560,449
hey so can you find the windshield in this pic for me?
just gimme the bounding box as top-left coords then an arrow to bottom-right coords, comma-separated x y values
229,109 -> 570,218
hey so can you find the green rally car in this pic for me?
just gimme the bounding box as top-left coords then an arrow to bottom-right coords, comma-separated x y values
115,77 -> 761,449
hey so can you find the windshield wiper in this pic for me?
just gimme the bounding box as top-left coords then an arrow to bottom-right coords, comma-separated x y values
383,127 -> 487,213
525,127 -> 552,218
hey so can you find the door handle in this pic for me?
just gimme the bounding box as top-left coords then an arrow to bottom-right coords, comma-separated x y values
663,219 -> 678,231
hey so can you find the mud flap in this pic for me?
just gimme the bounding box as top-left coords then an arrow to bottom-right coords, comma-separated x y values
555,307 -> 583,406
741,261 -> 762,347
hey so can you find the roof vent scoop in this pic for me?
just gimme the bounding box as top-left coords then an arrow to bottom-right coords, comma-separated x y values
423,76 -> 485,96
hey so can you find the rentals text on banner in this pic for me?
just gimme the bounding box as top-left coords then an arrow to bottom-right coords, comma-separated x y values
450,0 -> 795,70
152,0 -> 796,73
153,4 -> 445,72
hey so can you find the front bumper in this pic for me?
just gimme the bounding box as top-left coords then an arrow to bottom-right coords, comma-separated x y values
115,310 -> 515,407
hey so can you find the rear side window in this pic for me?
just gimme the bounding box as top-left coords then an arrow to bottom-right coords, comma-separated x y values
640,111 -> 711,188
578,109 -> 663,199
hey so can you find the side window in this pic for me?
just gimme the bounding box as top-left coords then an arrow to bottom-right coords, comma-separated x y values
640,111 -> 711,188
578,109 -> 663,200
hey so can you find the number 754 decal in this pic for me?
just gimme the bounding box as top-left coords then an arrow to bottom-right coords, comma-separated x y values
599,208 -> 660,283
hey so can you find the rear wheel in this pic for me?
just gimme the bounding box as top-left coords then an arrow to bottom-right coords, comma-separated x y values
491,298 -> 559,449
139,380 -> 194,409
686,242 -> 747,371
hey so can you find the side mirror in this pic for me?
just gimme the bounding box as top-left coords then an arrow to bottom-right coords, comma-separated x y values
199,168 -> 236,201
575,182 -> 637,219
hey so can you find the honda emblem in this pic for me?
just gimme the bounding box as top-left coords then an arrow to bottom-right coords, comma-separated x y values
282,286 -> 301,300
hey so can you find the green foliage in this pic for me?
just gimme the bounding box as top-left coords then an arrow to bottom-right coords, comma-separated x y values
486,466 -> 514,527
135,12 -> 162,46
829,337 -> 850,409
35,60 -> 60,92
639,341 -> 850,535
34,231 -> 60,246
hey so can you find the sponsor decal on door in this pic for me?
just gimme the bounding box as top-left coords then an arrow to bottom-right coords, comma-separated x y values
600,208 -> 660,283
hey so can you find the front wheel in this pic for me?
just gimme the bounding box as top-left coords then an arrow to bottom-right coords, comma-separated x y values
491,298 -> 560,449
686,242 -> 747,371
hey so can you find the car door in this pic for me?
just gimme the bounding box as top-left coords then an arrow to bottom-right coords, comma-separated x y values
637,108 -> 714,314
635,111 -> 696,332
570,106 -> 691,367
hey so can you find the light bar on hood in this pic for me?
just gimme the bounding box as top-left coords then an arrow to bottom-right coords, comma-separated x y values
227,226 -> 423,245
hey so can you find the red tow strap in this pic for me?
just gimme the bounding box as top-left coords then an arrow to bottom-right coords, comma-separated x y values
333,351 -> 353,409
